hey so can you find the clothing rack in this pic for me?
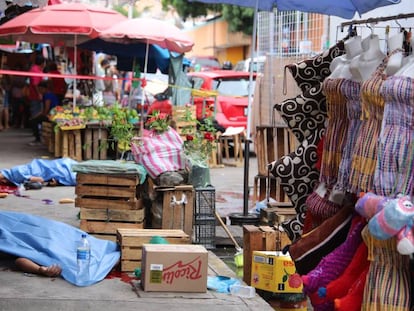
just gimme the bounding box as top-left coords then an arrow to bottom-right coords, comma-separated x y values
340,12 -> 414,30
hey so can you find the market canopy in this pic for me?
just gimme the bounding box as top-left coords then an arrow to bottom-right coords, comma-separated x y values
189,0 -> 401,19
78,38 -> 171,74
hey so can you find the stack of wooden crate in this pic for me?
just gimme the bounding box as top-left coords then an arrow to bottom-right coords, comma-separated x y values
116,228 -> 190,272
254,125 -> 298,204
171,106 -> 196,140
75,173 -> 145,241
242,225 -> 291,286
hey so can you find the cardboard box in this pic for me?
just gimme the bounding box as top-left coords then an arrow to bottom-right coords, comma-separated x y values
251,251 -> 303,294
141,244 -> 208,292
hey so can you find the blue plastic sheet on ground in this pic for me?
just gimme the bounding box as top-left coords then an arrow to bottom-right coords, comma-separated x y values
0,211 -> 120,287
207,275 -> 241,293
0,158 -> 78,186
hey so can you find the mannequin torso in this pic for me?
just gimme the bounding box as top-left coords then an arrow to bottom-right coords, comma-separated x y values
385,32 -> 404,76
349,35 -> 386,82
329,36 -> 364,79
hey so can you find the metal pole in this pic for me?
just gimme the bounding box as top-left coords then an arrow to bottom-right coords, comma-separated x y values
242,0 -> 259,215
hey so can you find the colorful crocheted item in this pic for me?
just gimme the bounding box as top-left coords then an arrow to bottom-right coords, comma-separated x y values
396,225 -> 414,255
355,192 -> 390,220
301,215 -> 365,294
368,195 -> 414,240
334,265 -> 369,311
318,242 -> 369,300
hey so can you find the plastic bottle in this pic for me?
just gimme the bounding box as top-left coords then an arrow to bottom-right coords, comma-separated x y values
76,233 -> 90,286
229,284 -> 256,298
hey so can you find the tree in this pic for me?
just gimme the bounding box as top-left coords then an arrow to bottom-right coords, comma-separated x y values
161,0 -> 254,35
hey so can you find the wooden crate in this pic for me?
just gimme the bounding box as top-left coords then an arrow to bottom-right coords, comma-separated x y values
60,127 -> 84,161
259,204 -> 296,226
41,121 -> 54,153
255,125 -> 298,176
75,173 -> 144,241
153,185 -> 194,237
172,106 -> 196,140
116,228 -> 190,272
83,124 -> 109,160
219,130 -> 245,167
242,225 -> 290,286
253,174 -> 289,204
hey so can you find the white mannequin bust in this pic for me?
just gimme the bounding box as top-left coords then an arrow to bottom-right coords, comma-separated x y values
349,34 -> 386,82
329,36 -> 364,79
395,52 -> 414,78
386,32 -> 404,76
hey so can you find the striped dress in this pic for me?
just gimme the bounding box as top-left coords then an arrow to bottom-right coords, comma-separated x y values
374,75 -> 414,196
361,225 -> 411,311
349,55 -> 390,194
335,79 -> 363,193
319,78 -> 349,187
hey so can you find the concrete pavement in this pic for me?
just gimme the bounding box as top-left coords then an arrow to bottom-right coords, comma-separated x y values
0,128 -> 273,311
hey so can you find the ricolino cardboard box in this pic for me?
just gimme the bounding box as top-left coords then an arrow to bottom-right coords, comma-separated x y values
141,244 -> 208,292
251,251 -> 303,293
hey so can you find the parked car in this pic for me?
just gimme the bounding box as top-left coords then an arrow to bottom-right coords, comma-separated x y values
189,56 -> 221,71
187,70 -> 256,130
234,56 -> 266,73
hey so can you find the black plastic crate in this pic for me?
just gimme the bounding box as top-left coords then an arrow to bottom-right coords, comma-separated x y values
193,187 -> 216,249
193,219 -> 216,249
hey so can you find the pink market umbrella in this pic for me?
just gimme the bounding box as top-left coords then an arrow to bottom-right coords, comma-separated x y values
99,17 -> 194,132
0,3 -> 127,105
99,17 -> 194,55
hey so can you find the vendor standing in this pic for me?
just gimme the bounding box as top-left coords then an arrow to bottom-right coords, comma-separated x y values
27,54 -> 45,146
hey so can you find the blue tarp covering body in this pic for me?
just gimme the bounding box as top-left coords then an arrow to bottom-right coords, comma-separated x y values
0,211 -> 120,286
0,158 -> 78,186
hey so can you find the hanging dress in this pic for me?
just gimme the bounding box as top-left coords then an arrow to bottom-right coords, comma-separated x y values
335,79 -> 363,193
319,78 -> 349,187
361,225 -> 411,311
349,52 -> 396,194
374,75 -> 414,196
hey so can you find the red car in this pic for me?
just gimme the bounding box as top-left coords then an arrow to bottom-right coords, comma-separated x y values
187,70 -> 256,130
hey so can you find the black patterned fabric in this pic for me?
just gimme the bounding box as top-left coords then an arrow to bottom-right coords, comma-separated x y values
285,41 -> 345,93
274,82 -> 327,143
268,132 -> 323,242
268,41 -> 347,242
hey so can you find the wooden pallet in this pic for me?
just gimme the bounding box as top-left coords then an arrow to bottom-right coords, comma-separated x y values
76,173 -> 144,241
116,228 -> 190,272
242,225 -> 291,286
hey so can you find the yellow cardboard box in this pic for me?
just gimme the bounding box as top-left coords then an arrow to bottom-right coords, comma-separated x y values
251,251 -> 303,293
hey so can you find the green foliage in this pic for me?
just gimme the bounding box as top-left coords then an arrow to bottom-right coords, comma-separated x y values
112,4 -> 141,18
161,0 -> 253,34
180,105 -> 217,163
145,111 -> 171,134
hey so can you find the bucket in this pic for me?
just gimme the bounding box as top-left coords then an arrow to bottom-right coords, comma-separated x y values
269,299 -> 307,311
234,251 -> 243,268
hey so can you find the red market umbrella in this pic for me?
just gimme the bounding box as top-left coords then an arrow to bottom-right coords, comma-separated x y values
99,17 -> 194,55
0,3 -> 127,106
0,3 -> 127,45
